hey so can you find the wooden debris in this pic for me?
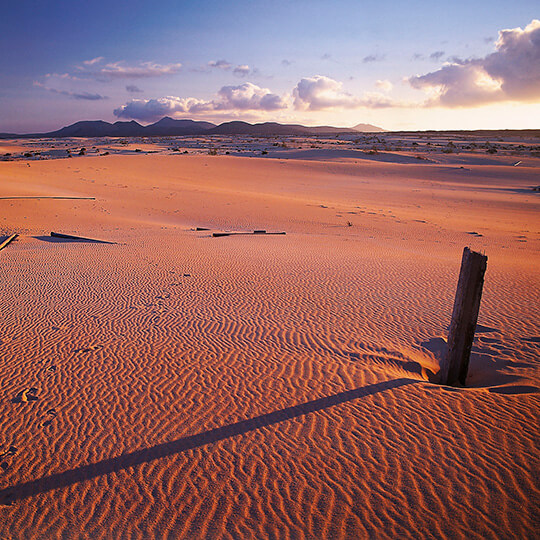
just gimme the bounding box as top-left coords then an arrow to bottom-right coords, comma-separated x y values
0,196 -> 95,200
0,234 -> 18,251
212,230 -> 286,238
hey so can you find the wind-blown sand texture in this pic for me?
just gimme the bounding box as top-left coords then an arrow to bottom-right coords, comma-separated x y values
0,136 -> 539,539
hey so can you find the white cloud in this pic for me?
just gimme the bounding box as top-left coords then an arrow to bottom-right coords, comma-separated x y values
72,61 -> 182,80
293,76 -> 360,110
293,76 -> 402,111
94,61 -> 182,79
409,19 -> 540,106
114,82 -> 287,122
215,82 -> 284,109
83,57 -> 104,66
375,79 -> 393,92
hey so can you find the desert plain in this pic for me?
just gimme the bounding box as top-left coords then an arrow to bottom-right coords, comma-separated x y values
0,132 -> 539,538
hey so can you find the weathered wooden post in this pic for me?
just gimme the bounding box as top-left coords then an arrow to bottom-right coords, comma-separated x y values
440,247 -> 487,386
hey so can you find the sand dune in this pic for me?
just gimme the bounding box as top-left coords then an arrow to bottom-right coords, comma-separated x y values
0,141 -> 538,538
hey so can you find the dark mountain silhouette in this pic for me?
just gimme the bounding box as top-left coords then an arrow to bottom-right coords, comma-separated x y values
207,121 -> 382,135
143,117 -> 217,136
45,120 -> 146,138
0,117 -> 383,139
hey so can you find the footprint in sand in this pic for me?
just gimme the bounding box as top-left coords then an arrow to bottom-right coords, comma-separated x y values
40,408 -> 57,428
0,446 -> 18,473
12,388 -> 39,403
0,446 -> 18,460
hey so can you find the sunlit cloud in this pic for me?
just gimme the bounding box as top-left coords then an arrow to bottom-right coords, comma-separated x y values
82,57 -> 104,66
376,79 -> 393,92
114,82 -> 287,122
90,61 -> 182,79
409,19 -> 540,106
293,76 -> 359,110
293,76 -> 403,111
61,60 -> 183,81
215,82 -> 283,109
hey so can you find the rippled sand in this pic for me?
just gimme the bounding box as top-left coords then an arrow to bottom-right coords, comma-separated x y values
0,148 -> 539,538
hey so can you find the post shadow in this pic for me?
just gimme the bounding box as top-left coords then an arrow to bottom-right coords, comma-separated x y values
0,378 -> 414,505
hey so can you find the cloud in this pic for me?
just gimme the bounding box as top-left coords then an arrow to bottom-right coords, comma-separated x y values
292,75 -> 400,110
83,57 -> 104,66
126,85 -> 143,93
114,82 -> 287,122
409,19 -> 540,106
233,64 -> 251,77
215,82 -> 284,109
74,61 -> 182,80
375,79 -> 393,92
363,53 -> 386,63
356,92 -> 399,109
206,60 -> 255,77
208,59 -> 232,70
281,59 -> 293,66
34,81 -> 107,100
293,75 -> 361,110
429,51 -> 445,61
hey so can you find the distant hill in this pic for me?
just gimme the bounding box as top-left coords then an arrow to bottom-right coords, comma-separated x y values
143,117 -> 217,136
0,117 -> 384,139
353,123 -> 385,133
207,121 -> 381,135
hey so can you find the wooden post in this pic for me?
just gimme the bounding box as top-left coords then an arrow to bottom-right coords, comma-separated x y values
440,247 -> 487,386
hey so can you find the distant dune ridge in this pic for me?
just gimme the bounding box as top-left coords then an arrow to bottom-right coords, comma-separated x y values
0,116 -> 384,139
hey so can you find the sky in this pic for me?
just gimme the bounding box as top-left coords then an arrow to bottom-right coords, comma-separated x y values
0,0 -> 539,132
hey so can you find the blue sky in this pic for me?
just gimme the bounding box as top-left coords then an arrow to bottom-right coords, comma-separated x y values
1,0 -> 538,132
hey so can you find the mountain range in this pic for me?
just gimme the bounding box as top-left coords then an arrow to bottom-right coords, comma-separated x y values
0,117 -> 384,139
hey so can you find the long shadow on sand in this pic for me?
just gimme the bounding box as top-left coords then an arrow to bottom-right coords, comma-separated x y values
0,378 -> 414,505
33,235 -> 113,245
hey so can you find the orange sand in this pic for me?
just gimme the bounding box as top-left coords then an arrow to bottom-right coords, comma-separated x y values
0,144 -> 539,538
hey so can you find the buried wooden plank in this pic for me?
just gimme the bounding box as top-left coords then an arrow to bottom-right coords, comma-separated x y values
0,234 -> 18,251
212,230 -> 286,238
0,197 -> 95,200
